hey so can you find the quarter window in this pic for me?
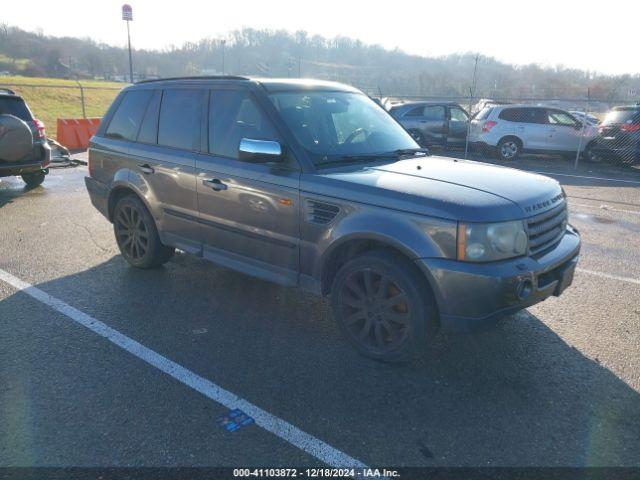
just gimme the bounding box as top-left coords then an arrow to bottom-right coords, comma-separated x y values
158,89 -> 202,151
209,90 -> 279,159
105,90 -> 153,141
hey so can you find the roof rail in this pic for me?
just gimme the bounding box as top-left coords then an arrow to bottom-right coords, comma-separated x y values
0,88 -> 16,95
135,75 -> 250,84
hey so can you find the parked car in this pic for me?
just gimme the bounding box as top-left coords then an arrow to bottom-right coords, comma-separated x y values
85,77 -> 580,362
590,106 -> 640,165
0,88 -> 51,186
570,111 -> 600,126
388,101 -> 469,148
468,104 -> 598,162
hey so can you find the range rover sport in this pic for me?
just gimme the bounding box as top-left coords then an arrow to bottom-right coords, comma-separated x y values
85,77 -> 581,361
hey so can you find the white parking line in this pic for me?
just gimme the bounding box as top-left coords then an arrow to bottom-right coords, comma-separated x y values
531,171 -> 640,186
577,268 -> 640,286
0,268 -> 367,469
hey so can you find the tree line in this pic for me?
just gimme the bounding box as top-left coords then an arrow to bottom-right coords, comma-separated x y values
1,24 -> 639,102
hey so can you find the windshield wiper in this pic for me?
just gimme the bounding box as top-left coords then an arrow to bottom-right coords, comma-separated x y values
316,152 -> 397,167
393,147 -> 431,157
316,148 -> 430,168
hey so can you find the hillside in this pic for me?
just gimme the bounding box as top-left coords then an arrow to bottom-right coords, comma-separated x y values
1,23 -> 639,102
0,76 -> 121,130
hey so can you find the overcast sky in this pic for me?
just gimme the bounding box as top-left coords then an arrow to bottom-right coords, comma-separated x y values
5,0 -> 640,75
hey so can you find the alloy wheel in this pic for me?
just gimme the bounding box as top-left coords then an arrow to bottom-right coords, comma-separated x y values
115,205 -> 149,261
340,268 -> 411,354
501,141 -> 518,159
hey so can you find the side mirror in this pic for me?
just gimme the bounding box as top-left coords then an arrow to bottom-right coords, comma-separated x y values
238,138 -> 283,163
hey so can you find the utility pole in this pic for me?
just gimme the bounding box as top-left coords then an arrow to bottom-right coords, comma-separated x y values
122,4 -> 134,83
221,40 -> 226,75
464,53 -> 480,160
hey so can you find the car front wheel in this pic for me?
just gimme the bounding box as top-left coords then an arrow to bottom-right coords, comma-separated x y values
330,250 -> 438,362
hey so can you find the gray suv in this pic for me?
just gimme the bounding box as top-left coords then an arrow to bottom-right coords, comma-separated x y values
85,77 -> 580,362
388,101 -> 469,148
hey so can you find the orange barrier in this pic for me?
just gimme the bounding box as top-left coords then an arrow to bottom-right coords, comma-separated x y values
56,118 -> 101,150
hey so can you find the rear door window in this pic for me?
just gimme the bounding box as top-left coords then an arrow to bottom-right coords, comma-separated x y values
423,105 -> 445,121
548,110 -> 577,126
157,89 -> 202,151
450,107 -> 468,122
499,108 -> 547,124
137,90 -> 161,144
0,97 -> 33,121
404,106 -> 425,117
105,90 -> 153,141
209,90 -> 279,160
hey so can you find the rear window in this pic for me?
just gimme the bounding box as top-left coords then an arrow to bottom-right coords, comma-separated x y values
106,90 -> 153,141
0,97 -> 33,122
475,106 -> 493,120
602,108 -> 640,126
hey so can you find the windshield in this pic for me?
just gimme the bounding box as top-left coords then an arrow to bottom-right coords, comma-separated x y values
269,91 -> 418,165
602,108 -> 640,125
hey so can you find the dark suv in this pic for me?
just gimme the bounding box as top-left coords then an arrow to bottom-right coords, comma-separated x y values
85,77 -> 580,361
591,106 -> 640,165
0,88 -> 51,186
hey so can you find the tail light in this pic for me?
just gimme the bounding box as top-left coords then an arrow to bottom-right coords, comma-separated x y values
34,119 -> 46,139
482,121 -> 497,133
620,123 -> 640,133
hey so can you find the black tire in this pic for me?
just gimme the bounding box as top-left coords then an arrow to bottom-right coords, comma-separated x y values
112,195 -> 174,269
330,249 -> 438,362
496,137 -> 521,161
21,171 -> 46,187
408,129 -> 426,147
581,143 -> 599,163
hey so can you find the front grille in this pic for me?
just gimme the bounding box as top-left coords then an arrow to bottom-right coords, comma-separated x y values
526,202 -> 568,256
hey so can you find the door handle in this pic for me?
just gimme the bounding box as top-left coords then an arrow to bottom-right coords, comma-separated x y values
139,164 -> 154,174
203,178 -> 228,191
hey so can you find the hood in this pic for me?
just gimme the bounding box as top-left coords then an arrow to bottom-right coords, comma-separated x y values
306,156 -> 563,222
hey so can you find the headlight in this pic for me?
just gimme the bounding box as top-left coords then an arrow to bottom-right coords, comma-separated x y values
457,220 -> 528,262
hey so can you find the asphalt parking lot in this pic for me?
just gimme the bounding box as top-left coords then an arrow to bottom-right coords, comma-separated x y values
1,153 -> 639,468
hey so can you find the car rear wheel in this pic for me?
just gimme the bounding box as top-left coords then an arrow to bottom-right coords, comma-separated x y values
496,137 -> 521,161
330,249 -> 438,362
21,171 -> 46,188
113,195 -> 174,269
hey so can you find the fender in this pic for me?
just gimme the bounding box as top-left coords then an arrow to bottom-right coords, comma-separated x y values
107,167 -> 161,222
312,206 -> 457,281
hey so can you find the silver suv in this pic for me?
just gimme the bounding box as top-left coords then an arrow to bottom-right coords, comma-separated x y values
468,104 -> 598,161
85,77 -> 580,361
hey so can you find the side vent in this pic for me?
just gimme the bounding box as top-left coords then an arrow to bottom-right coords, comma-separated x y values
305,200 -> 340,225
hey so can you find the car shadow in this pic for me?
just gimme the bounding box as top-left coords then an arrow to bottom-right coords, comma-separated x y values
0,177 -> 44,209
1,255 -> 639,466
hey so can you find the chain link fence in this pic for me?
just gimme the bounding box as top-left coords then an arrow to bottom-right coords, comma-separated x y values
1,76 -> 638,170
0,81 -> 123,135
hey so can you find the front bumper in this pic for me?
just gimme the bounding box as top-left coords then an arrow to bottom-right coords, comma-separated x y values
85,176 -> 110,219
591,142 -> 639,162
417,226 -> 581,332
